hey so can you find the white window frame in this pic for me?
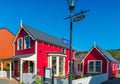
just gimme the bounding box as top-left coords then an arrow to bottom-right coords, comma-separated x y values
49,56 -> 65,76
88,60 -> 102,73
24,36 -> 30,49
17,38 -> 23,50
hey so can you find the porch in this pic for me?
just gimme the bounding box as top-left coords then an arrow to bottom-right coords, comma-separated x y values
0,53 -> 37,83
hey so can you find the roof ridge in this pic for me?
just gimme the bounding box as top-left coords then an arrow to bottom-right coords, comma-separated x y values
95,45 -> 119,63
22,24 -> 63,40
22,24 -> 70,49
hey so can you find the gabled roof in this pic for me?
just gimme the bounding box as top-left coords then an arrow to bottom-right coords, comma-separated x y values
82,45 -> 119,63
14,24 -> 69,49
95,45 -> 119,63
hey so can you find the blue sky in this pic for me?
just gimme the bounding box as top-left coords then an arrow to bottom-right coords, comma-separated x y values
0,0 -> 120,51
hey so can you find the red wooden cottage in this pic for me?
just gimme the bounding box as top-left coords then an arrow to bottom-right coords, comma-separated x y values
8,24 -> 74,82
74,45 -> 119,79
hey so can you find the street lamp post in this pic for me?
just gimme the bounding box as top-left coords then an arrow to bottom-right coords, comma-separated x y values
67,0 -> 75,84
66,1 -> 89,84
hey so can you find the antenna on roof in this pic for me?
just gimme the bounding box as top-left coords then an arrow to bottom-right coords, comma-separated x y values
20,19 -> 23,28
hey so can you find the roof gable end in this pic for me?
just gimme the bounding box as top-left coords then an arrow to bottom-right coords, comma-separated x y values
82,45 -> 108,62
12,25 -> 34,45
13,24 -> 69,49
95,45 -> 119,63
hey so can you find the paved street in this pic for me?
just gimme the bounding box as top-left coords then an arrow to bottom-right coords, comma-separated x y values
0,79 -> 16,84
101,77 -> 120,84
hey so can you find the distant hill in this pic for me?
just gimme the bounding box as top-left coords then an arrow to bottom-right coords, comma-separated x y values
107,49 -> 120,59
75,51 -> 88,58
75,49 -> 120,60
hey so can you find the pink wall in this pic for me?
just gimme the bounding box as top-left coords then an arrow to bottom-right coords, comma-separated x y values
15,28 -> 35,55
84,48 -> 107,75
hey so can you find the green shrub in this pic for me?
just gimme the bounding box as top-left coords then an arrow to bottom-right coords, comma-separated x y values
18,82 -> 25,84
118,70 -> 120,74
3,65 -> 9,71
80,74 -> 83,78
35,76 -> 41,84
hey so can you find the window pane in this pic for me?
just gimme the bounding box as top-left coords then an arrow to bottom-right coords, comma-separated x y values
25,36 -> 30,49
19,39 -> 22,44
52,57 -> 56,74
30,61 -> 34,73
59,57 -> 63,74
96,61 -> 101,72
62,48 -> 65,54
18,39 -> 22,50
89,61 -> 94,72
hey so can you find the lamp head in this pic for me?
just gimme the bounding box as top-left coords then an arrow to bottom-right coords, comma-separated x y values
67,0 -> 76,11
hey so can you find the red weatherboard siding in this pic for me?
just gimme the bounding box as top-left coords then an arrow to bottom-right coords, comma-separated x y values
14,28 -> 35,76
84,48 -> 107,75
15,28 -> 35,55
37,41 -> 73,76
65,49 -> 74,76
13,27 -> 75,77
23,61 -> 28,73
14,61 -> 28,77
65,49 -> 70,76
109,62 -> 118,79
14,61 -> 19,76
37,41 -> 60,76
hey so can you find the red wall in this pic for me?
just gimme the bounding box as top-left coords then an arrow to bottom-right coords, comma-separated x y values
15,28 -> 35,55
14,28 -> 35,76
14,61 -> 29,77
84,48 -> 107,75
37,41 -> 74,76
14,61 -> 19,76
65,49 -> 74,76
14,28 -> 75,77
109,61 -> 118,79
23,61 -> 28,73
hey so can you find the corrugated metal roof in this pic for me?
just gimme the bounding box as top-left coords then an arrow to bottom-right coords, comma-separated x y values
22,24 -> 69,49
10,53 -> 34,59
77,54 -> 86,61
2,53 -> 34,60
96,45 -> 119,63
